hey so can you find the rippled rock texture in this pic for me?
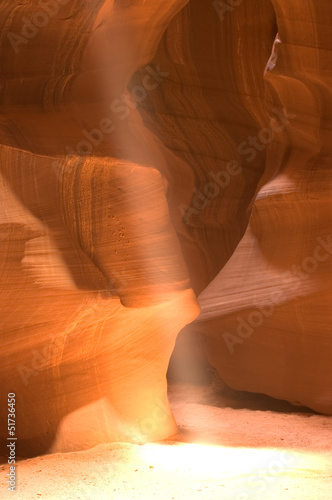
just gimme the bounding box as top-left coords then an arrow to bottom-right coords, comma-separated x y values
0,0 -> 331,456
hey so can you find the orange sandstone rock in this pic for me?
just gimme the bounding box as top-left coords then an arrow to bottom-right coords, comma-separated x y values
0,0 -> 332,458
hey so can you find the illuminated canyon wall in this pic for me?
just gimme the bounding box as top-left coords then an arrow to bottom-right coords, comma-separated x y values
0,0 -> 331,456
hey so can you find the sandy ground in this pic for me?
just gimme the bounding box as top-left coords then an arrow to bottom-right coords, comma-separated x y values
0,381 -> 331,499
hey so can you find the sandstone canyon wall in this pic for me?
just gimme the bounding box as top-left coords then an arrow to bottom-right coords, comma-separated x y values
0,0 -> 331,456
130,0 -> 332,414
195,1 -> 332,415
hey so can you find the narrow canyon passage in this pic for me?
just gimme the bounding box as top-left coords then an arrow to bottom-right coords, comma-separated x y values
0,0 -> 332,498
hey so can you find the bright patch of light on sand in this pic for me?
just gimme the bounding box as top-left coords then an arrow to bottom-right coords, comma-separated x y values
140,442 -> 328,478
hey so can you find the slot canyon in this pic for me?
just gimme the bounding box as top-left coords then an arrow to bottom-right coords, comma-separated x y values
0,0 -> 331,498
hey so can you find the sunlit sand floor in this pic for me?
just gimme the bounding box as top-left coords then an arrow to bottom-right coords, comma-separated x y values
1,382 -> 331,499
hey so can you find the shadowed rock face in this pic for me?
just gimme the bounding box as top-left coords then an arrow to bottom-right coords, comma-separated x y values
193,0 -> 332,415
0,0 -> 331,456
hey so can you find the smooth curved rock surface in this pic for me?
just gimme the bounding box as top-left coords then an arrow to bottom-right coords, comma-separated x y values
195,1 -> 332,414
0,0 -> 200,457
0,0 -> 331,458
136,0 -> 332,413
